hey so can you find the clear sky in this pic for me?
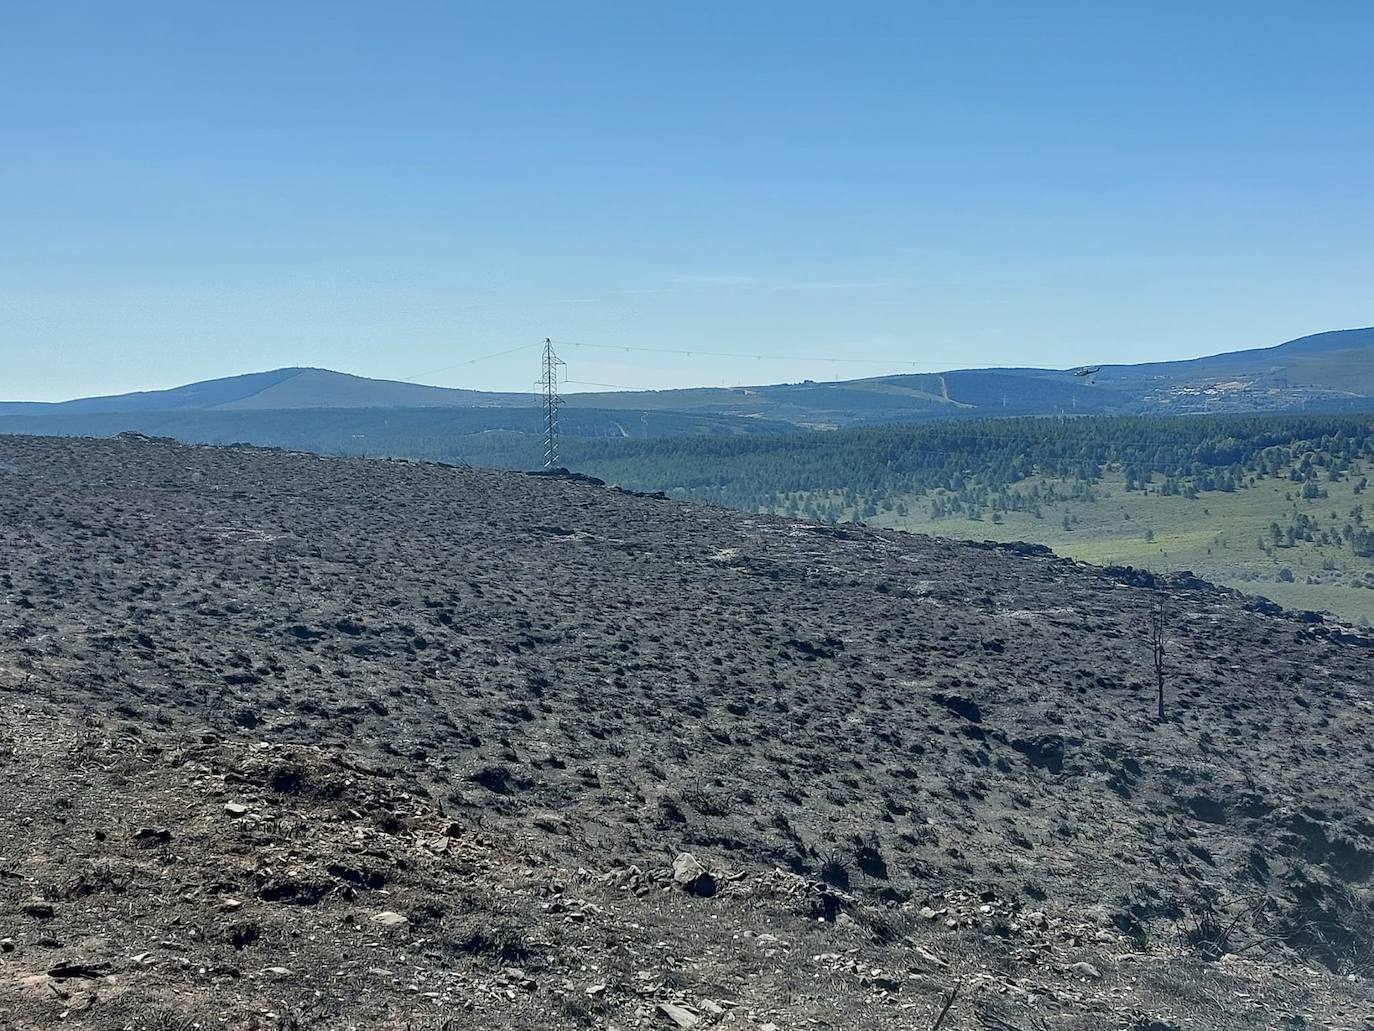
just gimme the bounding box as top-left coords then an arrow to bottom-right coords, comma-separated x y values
2,1 -> 1371,401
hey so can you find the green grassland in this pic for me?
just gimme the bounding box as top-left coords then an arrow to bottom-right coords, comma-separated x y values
852,469 -> 1374,625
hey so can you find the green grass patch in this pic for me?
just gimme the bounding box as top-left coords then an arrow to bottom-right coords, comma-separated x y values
862,469 -> 1374,625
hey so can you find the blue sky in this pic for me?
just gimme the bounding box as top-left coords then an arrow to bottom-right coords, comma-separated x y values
2,1 -> 1371,400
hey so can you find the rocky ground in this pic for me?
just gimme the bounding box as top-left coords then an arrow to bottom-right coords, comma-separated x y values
1,433 -> 1372,1030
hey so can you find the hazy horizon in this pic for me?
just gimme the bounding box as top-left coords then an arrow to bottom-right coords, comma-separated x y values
4,3 -> 1372,401
7,321 -> 1374,407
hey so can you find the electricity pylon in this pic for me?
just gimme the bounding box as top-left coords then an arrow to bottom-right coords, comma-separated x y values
539,338 -> 565,469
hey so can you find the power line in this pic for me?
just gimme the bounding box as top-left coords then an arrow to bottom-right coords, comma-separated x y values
398,334 -> 1090,391
551,339 -> 957,368
563,378 -> 658,391
401,342 -> 542,383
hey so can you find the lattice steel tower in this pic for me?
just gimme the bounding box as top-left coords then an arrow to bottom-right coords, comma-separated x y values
538,338 -> 565,469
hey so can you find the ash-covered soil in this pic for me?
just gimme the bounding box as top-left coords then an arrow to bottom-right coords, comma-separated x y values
1,433 -> 1372,1031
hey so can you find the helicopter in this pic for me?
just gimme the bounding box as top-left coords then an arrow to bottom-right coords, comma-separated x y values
1073,366 -> 1102,378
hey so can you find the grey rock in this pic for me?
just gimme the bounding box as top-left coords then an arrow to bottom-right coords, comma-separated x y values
656,1001 -> 701,1028
671,852 -> 717,897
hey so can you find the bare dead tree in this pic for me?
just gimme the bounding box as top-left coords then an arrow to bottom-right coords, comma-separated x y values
930,982 -> 961,1030
1150,592 -> 1167,721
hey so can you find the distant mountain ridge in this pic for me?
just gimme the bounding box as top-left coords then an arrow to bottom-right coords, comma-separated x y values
3,327 -> 1372,437
1079,326 -> 1374,396
0,367 -> 531,415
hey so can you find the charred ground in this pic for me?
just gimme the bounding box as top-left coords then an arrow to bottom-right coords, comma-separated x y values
1,434 -> 1372,1030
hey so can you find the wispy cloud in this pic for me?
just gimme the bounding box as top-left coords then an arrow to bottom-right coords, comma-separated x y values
769,279 -> 890,292
667,272 -> 891,292
668,273 -> 761,287
549,275 -> 893,305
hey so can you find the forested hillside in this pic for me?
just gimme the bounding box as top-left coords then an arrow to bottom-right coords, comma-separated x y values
567,414 -> 1374,623
0,404 -> 792,467
571,415 -> 1374,511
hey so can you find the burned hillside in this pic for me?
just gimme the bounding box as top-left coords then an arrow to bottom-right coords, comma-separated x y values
1,434 -> 1372,1030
